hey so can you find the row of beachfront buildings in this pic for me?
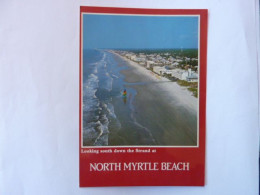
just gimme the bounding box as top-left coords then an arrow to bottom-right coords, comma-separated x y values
124,52 -> 197,67
117,51 -> 198,82
153,66 -> 198,82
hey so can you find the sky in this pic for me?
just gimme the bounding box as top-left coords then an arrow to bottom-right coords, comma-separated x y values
83,14 -> 199,49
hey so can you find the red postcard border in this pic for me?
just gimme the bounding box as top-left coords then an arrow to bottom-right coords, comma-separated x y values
79,6 -> 207,187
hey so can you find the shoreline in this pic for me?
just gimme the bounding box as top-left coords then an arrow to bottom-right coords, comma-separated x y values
109,50 -> 197,113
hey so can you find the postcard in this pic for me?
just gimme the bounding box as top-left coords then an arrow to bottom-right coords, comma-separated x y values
80,6 -> 207,186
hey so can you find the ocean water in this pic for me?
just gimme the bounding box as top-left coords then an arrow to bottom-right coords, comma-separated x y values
82,49 -> 145,146
82,49 -> 197,146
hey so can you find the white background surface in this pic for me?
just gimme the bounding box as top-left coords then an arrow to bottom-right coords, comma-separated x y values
0,0 -> 259,194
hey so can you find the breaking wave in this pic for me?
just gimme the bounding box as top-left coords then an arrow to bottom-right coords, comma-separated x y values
83,51 -> 119,146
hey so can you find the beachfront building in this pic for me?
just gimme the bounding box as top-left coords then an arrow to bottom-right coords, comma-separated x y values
186,69 -> 198,82
125,53 -> 133,58
153,66 -> 167,75
146,61 -> 154,68
135,57 -> 146,62
153,66 -> 174,75
171,69 -> 188,80
187,74 -> 198,82
130,55 -> 137,61
171,68 -> 198,82
164,69 -> 174,75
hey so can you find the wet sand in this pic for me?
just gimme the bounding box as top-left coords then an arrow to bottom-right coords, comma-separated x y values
112,52 -> 198,146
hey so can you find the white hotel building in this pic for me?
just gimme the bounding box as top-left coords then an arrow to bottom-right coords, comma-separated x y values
153,66 -> 198,82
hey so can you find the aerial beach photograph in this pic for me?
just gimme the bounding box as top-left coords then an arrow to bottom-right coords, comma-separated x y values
81,14 -> 199,146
